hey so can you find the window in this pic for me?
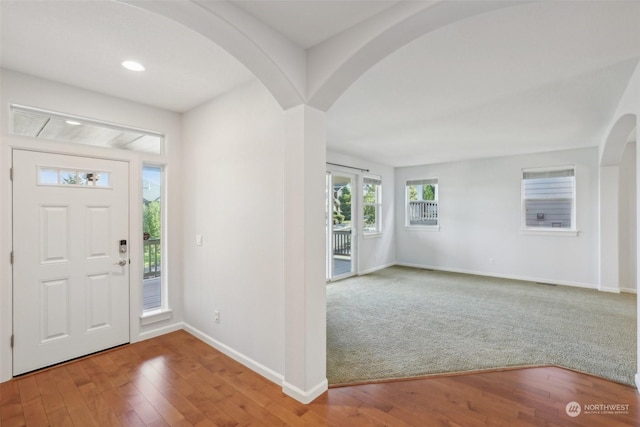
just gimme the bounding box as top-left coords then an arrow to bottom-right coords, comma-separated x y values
11,105 -> 163,154
38,167 -> 111,188
406,179 -> 438,226
363,176 -> 382,234
143,165 -> 163,311
522,166 -> 575,230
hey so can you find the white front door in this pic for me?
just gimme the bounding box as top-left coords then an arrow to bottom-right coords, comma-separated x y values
12,150 -> 130,375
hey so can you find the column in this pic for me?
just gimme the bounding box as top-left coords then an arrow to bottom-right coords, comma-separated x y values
599,165 -> 620,292
282,105 -> 328,403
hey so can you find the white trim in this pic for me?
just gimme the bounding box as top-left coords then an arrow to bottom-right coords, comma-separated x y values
395,262 -> 598,290
136,322 -> 183,342
283,379 -> 328,404
620,287 -> 637,294
404,225 -> 440,232
182,323 -> 284,386
635,373 -> 640,391
599,287 -> 621,294
140,308 -> 173,326
520,229 -> 579,237
358,262 -> 396,276
522,164 -> 576,174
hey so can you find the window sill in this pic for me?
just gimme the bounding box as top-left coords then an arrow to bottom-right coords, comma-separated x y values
363,232 -> 383,239
140,308 -> 173,326
520,228 -> 579,237
404,225 -> 440,232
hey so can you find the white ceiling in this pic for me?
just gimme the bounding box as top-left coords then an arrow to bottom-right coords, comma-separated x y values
1,0 -> 639,167
0,0 -> 255,113
232,1 -> 400,48
327,1 -> 640,166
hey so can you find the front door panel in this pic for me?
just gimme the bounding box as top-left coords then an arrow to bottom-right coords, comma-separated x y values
12,150 -> 130,375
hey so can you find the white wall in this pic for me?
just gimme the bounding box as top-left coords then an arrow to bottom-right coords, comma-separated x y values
395,147 -> 600,288
181,79 -> 286,380
0,69 -> 184,381
620,142 -> 637,292
326,151 -> 395,274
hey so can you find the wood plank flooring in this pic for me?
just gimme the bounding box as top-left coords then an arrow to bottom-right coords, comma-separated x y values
1,330 -> 639,426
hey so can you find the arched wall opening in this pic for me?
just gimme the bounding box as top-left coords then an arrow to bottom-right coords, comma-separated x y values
600,114 -> 637,293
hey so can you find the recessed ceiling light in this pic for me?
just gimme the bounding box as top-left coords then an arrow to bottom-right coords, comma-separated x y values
65,120 -> 82,126
121,60 -> 145,72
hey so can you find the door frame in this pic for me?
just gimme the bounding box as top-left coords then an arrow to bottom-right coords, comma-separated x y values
1,136 -> 149,381
326,170 -> 358,281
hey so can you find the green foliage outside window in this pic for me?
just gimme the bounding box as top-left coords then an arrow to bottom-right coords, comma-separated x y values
423,184 -> 435,200
363,184 -> 378,229
143,201 -> 161,239
338,186 -> 351,221
408,184 -> 435,201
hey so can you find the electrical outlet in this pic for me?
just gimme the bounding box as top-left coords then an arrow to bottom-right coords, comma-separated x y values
214,310 -> 220,323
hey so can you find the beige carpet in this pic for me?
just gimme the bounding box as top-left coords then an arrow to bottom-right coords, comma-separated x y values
326,266 -> 637,386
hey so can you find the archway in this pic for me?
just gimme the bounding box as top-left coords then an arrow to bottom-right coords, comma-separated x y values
599,114 -> 637,293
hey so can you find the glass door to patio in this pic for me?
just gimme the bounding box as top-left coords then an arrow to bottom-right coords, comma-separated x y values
326,172 -> 355,280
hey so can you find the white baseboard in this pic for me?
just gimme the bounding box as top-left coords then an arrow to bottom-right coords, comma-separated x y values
283,378 -> 328,404
620,287 -> 637,294
358,262 -> 396,276
182,323 -> 284,387
599,286 -> 622,294
395,262 -> 598,290
635,373 -> 640,391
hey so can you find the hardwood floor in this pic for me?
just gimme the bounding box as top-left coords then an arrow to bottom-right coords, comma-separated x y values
1,330 -> 638,426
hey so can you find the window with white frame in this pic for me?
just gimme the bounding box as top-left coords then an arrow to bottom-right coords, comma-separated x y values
11,105 -> 164,154
406,179 -> 438,226
363,176 -> 382,234
522,166 -> 575,230
143,165 -> 164,312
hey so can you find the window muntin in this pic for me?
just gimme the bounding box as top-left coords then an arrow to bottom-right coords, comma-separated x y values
522,166 -> 575,230
406,179 -> 438,226
363,176 -> 382,234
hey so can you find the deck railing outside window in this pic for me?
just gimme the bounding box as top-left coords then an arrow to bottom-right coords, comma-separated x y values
333,230 -> 351,256
143,238 -> 161,279
409,200 -> 438,225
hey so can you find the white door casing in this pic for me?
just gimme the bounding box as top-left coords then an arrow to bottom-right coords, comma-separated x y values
12,150 -> 130,375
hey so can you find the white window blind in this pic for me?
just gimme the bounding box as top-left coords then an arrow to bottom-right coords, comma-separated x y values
522,167 -> 575,229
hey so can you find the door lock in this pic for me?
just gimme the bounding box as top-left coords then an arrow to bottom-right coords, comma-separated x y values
119,239 -> 128,253
114,259 -> 127,266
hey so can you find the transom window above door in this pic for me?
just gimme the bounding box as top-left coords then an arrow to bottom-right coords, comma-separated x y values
10,105 -> 164,154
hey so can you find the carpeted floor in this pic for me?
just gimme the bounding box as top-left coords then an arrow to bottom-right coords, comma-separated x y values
326,266 -> 637,386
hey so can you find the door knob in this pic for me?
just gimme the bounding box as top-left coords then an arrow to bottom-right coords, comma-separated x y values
114,259 -> 127,266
